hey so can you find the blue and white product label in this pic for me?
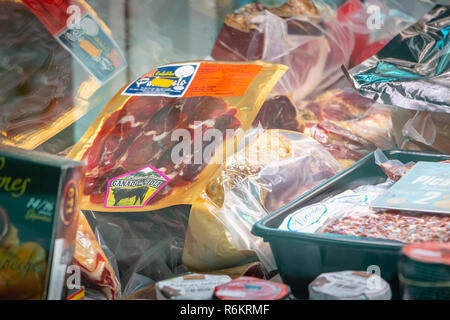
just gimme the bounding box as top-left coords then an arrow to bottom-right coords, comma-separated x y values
372,161 -> 450,215
280,204 -> 328,233
279,184 -> 391,233
122,63 -> 200,97
57,12 -> 127,84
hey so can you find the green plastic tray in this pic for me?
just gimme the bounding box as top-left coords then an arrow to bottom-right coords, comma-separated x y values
251,149 -> 450,299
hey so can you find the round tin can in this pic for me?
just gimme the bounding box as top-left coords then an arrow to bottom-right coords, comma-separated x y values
213,276 -> 290,300
308,271 -> 391,300
399,242 -> 450,300
156,273 -> 231,300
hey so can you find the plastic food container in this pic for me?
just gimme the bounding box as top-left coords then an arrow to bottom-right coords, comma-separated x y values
251,149 -> 450,299
213,276 -> 290,300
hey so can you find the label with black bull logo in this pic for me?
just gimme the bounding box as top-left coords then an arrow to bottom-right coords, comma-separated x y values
105,165 -> 170,209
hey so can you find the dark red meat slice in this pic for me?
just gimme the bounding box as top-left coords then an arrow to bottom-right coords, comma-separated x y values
82,95 -> 241,205
252,95 -> 300,131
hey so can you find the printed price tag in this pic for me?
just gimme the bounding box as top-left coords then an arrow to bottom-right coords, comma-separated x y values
372,162 -> 450,214
122,62 -> 263,98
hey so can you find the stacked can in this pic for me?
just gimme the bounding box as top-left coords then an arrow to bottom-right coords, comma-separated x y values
399,242 -> 450,300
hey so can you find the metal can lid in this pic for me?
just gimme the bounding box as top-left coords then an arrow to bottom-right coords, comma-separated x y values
156,273 -> 232,300
402,242 -> 450,266
308,271 -> 391,300
214,276 -> 289,300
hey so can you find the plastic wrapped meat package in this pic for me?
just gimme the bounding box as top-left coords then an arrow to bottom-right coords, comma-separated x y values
64,60 -> 287,298
212,0 -> 434,108
0,0 -> 107,150
279,150 -> 450,244
253,88 -> 397,168
67,60 -> 287,213
74,211 -> 121,300
347,4 -> 450,155
183,129 -> 342,273
337,0 -> 436,68
81,206 -> 192,299
211,0 -> 354,104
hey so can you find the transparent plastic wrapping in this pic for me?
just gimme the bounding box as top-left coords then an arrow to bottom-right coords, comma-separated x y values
280,151 -> 450,243
74,211 -> 121,300
0,0 -> 104,149
348,5 -> 450,114
211,0 -> 354,104
183,129 -> 342,273
67,60 -> 286,212
278,181 -> 393,233
295,88 -> 397,168
402,111 -> 450,154
82,205 -> 191,299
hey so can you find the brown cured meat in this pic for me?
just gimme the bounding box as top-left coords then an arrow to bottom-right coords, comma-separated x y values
74,212 -> 121,300
212,0 -> 319,61
252,95 -> 300,132
0,1 -> 73,139
82,96 -> 241,205
298,89 -> 394,167
211,0 -> 333,103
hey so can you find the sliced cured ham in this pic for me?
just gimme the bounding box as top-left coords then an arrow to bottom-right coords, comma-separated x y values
74,212 -> 121,300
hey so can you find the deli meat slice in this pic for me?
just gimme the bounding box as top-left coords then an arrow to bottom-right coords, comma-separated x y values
74,212 -> 121,300
297,89 -> 394,167
82,96 -> 240,205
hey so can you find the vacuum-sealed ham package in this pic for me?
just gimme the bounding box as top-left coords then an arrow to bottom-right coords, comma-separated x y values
0,0 -> 126,150
67,60 -> 287,212
211,0 -> 353,104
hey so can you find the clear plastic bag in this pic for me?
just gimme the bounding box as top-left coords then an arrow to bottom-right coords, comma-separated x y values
82,205 -> 191,299
296,88 -> 397,167
74,211 -> 121,300
183,129 -> 342,273
211,0 -> 354,104
402,111 -> 450,154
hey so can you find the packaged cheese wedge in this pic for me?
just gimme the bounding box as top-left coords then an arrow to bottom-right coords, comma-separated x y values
183,129 -> 341,272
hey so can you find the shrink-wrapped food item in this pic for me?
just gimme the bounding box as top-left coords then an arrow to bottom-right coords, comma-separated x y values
74,212 -> 121,300
297,88 -> 396,167
0,0 -> 124,149
213,276 -> 291,300
183,129 -> 341,272
211,0 -> 353,104
68,60 -> 287,212
155,273 -> 231,300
